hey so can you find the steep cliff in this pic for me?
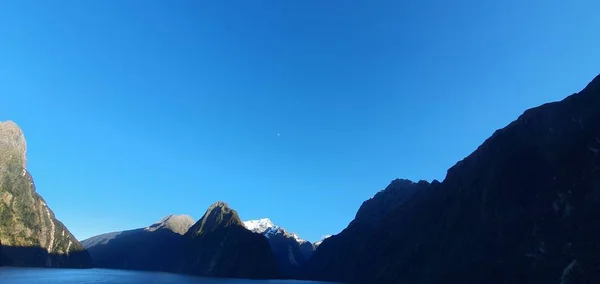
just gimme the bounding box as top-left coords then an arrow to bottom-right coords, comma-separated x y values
0,121 -> 91,268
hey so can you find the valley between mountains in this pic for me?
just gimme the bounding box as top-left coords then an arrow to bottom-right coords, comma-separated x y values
2,74 -> 600,283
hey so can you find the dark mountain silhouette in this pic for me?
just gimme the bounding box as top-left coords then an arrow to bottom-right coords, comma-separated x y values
267,234 -> 311,278
81,215 -> 194,271
170,201 -> 279,279
0,121 -> 91,268
303,74 -> 600,283
302,179 -> 431,283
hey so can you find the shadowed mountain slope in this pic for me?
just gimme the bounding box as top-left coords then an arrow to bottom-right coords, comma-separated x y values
304,74 -> 600,284
82,214 -> 194,271
171,202 -> 279,279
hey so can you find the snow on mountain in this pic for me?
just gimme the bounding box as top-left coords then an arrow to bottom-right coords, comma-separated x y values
243,218 -> 308,244
291,233 -> 307,244
243,218 -> 276,234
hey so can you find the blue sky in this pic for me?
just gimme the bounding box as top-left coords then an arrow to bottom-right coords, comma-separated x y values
0,0 -> 598,242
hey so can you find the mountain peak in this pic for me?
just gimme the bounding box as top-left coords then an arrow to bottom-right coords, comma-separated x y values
0,120 -> 27,168
208,201 -> 231,210
186,201 -> 242,237
145,214 -> 195,235
179,205 -> 279,278
354,178 -> 425,224
389,178 -> 415,185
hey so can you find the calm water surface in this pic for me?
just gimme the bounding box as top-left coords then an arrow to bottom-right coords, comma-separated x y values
0,268 -> 333,284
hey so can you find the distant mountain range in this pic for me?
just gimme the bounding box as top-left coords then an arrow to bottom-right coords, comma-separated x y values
3,74 -> 600,283
83,206 -> 280,279
83,213 -> 316,278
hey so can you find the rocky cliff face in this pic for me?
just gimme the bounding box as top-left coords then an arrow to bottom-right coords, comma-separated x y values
173,201 -> 279,279
304,74 -> 600,283
0,121 -> 91,268
82,214 -> 194,271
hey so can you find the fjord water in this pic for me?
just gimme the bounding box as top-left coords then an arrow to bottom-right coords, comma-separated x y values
0,268 -> 330,284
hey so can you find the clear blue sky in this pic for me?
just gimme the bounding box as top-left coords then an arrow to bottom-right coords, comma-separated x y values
0,0 -> 598,243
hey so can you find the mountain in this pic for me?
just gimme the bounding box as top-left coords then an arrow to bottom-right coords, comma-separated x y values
81,214 -> 194,271
313,235 -> 332,248
0,121 -> 91,268
302,179 -> 432,283
303,74 -> 600,283
244,218 -> 315,277
145,214 -> 195,235
172,201 -> 279,279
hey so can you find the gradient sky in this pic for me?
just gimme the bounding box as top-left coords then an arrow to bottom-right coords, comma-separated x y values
0,0 -> 599,242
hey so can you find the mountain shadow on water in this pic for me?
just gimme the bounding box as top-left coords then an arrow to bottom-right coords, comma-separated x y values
302,74 -> 600,284
0,245 -> 91,268
83,229 -> 183,271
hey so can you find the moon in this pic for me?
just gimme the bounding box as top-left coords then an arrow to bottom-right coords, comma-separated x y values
277,133 -> 281,137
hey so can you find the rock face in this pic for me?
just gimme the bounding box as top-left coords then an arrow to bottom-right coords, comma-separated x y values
172,201 -> 279,279
0,121 -> 91,268
244,218 -> 315,278
303,74 -> 600,283
81,214 -> 194,271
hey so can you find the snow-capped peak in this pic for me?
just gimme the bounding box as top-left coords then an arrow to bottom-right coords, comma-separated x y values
243,218 -> 276,234
243,218 -> 309,244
